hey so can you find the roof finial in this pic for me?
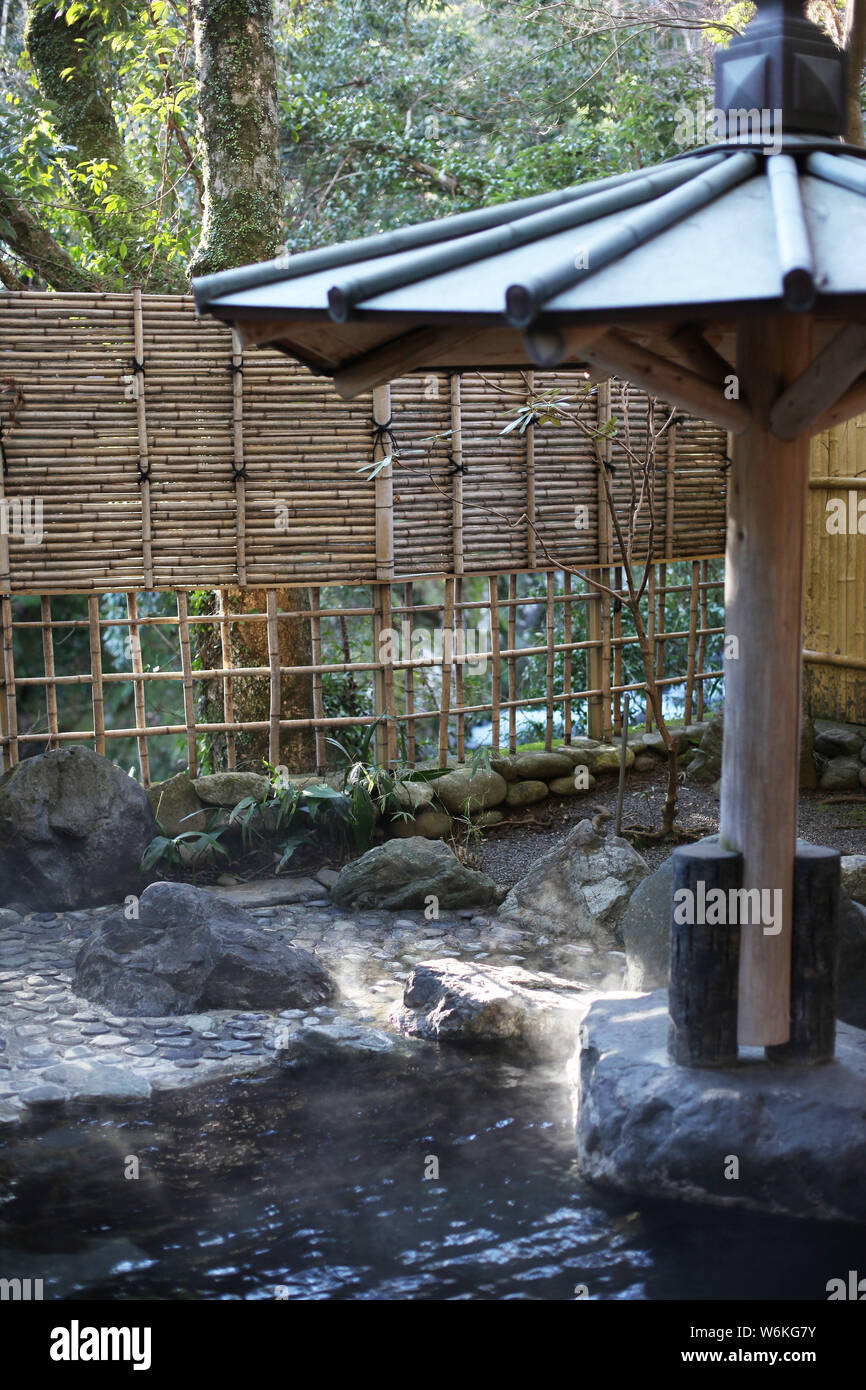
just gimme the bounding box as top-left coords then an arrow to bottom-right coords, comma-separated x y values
714,0 -> 846,140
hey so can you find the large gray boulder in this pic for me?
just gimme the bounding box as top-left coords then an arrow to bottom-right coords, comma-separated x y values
576,990 -> 866,1224
819,757 -> 862,791
330,838 -> 501,910
391,957 -> 593,1060
0,747 -> 155,912
498,818 -> 649,944
74,881 -> 335,1016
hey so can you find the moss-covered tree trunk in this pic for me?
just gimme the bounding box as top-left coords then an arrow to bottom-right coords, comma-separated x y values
189,3 -> 315,773
188,0 -> 284,275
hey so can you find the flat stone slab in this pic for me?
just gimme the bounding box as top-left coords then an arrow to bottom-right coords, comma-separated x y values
202,878 -> 325,907
576,990 -> 866,1225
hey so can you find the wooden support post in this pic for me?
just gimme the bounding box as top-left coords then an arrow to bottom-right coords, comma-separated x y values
766,842 -> 840,1066
176,591 -> 197,777
668,841 -> 743,1068
721,316 -> 813,1048
405,581 -> 416,766
489,575 -> 501,752
41,595 -> 58,750
231,328 -> 247,586
684,559 -> 700,725
507,574 -> 517,753
88,595 -> 105,757
218,590 -> 236,770
545,570 -> 555,750
372,585 -> 387,767
309,586 -> 326,773
265,588 -> 281,770
655,562 -> 667,696
126,592 -> 150,785
132,287 -> 154,589
438,577 -> 455,767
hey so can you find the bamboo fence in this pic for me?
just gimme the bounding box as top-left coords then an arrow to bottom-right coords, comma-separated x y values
0,568 -> 726,784
0,292 -> 728,594
0,291 -> 734,781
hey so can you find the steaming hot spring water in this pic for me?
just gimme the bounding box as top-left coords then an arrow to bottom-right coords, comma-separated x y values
1,1040 -> 863,1301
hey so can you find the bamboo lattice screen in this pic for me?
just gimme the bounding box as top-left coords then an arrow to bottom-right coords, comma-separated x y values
0,293 -> 728,594
0,292 -> 729,780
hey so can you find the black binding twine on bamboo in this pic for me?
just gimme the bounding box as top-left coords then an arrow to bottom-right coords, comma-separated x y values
372,414 -> 398,459
447,453 -> 468,476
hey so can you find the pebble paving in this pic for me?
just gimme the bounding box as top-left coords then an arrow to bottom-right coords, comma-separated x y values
0,883 -> 627,1129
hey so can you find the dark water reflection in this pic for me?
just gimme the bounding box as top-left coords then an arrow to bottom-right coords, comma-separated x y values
0,1051 -> 860,1300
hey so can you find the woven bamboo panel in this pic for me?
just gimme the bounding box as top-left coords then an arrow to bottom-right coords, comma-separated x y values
0,292 -> 728,594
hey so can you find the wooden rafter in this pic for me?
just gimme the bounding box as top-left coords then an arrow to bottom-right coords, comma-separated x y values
771,322 -> 866,438
579,330 -> 751,434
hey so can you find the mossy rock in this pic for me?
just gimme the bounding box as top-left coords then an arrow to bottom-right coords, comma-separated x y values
505,780 -> 549,808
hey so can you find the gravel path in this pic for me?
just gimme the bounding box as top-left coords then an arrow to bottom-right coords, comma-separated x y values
478,764 -> 866,886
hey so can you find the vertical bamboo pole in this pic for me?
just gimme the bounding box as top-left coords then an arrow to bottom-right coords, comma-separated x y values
40,595 -> 58,749
405,581 -> 416,766
666,419 -> 677,558
132,287 -> 154,589
613,564 -> 623,735
526,371 -> 536,568
372,586 -> 387,766
563,570 -> 573,742
601,582 -> 612,740
176,591 -> 197,777
684,559 -> 700,725
645,565 -> 656,730
0,595 -> 16,768
309,585 -> 326,773
381,581 -> 398,766
266,588 -> 281,770
88,595 -> 105,757
721,316 -> 812,1048
545,570 -> 555,750
587,575 -> 604,740
697,558 -> 708,722
373,384 -> 394,767
451,374 -> 464,577
231,328 -> 247,586
126,592 -> 150,785
507,573 -> 517,753
656,562 -> 667,692
489,574 -> 501,752
455,577 -> 465,762
218,590 -> 236,770
438,577 -> 455,767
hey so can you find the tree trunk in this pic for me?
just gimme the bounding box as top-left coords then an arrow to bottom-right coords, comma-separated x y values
187,3 -> 314,776
844,0 -> 866,147
188,0 -> 284,275
25,2 -> 179,289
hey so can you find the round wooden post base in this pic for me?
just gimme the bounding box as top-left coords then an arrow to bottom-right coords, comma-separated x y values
668,841 -> 743,1068
765,841 -> 841,1066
